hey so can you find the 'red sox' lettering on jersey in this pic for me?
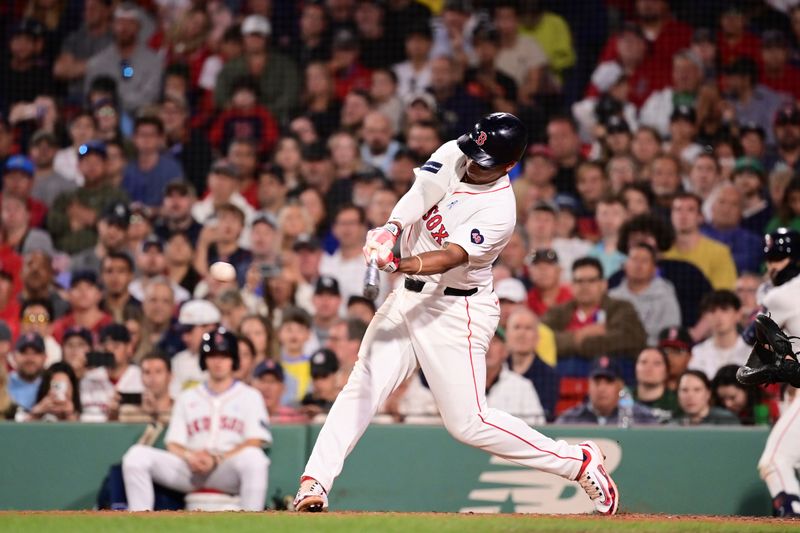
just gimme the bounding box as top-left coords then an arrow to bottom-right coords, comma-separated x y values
186,415 -> 245,437
422,205 -> 449,245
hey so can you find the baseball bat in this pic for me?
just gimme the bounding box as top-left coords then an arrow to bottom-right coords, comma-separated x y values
363,250 -> 380,300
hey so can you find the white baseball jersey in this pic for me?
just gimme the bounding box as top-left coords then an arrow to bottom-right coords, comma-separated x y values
763,274 -> 800,336
80,365 -> 143,422
166,380 -> 271,453
303,138 -> 589,496
401,140 -> 516,289
758,274 -> 800,501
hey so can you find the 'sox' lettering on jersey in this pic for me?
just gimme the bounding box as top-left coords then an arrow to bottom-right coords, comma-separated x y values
420,160 -> 443,174
220,415 -> 245,435
187,416 -> 212,437
422,205 -> 450,245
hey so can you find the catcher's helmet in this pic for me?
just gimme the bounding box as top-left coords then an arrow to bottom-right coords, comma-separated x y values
457,112 -> 528,169
199,327 -> 240,371
764,228 -> 800,261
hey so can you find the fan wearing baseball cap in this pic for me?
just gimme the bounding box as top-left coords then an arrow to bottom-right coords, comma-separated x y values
251,359 -> 307,424
83,2 -> 163,115
301,348 -> 341,420
80,323 -> 143,422
657,325 -> 693,391
0,19 -> 50,116
2,155 -> 48,229
51,270 -> 114,344
169,300 -> 222,398
214,14 -> 300,123
556,356 -> 659,425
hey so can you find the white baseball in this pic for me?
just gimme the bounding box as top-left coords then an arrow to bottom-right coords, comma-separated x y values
209,261 -> 237,282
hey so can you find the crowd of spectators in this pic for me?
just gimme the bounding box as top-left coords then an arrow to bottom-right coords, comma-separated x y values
0,0 -> 797,430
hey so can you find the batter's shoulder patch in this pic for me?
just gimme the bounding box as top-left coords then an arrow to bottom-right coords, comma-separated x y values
420,160 -> 443,174
471,228 -> 484,244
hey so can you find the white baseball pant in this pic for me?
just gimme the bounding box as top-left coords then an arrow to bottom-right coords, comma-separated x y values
122,444 -> 270,511
759,394 -> 800,497
303,284 -> 585,491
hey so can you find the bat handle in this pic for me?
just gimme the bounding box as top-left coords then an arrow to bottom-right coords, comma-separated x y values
364,250 -> 380,300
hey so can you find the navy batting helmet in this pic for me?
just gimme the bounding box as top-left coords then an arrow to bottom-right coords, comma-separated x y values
199,327 -> 240,371
764,228 -> 800,261
457,112 -> 528,169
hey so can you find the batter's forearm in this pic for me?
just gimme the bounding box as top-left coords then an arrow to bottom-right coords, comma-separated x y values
397,245 -> 468,275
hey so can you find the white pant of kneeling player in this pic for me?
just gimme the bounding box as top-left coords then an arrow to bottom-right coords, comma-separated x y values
122,444 -> 270,511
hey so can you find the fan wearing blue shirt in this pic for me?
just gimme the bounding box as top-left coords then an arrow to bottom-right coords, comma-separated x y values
8,333 -> 47,411
122,116 -> 183,207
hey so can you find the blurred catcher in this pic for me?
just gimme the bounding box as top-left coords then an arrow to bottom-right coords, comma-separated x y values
738,228 -> 800,517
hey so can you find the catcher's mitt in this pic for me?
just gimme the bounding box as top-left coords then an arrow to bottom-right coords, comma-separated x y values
737,314 -> 800,386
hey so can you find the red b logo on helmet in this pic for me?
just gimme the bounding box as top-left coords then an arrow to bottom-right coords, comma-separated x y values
476,131 -> 487,146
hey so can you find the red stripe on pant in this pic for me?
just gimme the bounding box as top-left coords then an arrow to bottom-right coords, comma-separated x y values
463,297 -> 582,463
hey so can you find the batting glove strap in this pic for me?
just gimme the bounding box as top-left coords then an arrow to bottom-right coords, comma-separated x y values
380,256 -> 400,273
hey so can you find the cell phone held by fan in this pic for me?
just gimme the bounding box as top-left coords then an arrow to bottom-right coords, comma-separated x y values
86,351 -> 115,369
119,392 -> 143,405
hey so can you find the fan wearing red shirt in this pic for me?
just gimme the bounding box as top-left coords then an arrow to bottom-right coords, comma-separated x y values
718,4 -> 761,67
329,29 -> 372,101
526,248 -> 572,316
594,0 -> 691,103
209,77 -> 279,158
760,30 -> 800,100
51,270 -> 113,343
1,156 -> 47,228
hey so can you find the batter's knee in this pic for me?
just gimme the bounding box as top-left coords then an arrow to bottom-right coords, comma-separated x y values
122,444 -> 152,471
442,413 -> 485,446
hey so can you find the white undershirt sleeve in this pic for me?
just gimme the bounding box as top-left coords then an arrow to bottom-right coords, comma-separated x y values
388,141 -> 459,228
388,174 -> 447,229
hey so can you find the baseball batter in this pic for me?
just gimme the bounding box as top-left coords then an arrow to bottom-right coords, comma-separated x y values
751,229 -> 800,517
293,113 -> 619,514
122,328 -> 271,511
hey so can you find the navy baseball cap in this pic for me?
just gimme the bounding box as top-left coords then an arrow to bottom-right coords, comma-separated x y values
63,326 -> 93,345
101,201 -> 131,229
78,141 -> 108,160
4,155 -> 34,176
100,323 -> 131,343
670,104 -> 696,123
310,348 -> 340,378
254,359 -> 285,381
252,213 -> 278,230
141,235 -> 164,252
589,356 -> 621,380
292,234 -> 321,252
71,269 -> 101,289
16,332 -> 45,353
12,19 -> 44,38
315,276 -> 340,296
